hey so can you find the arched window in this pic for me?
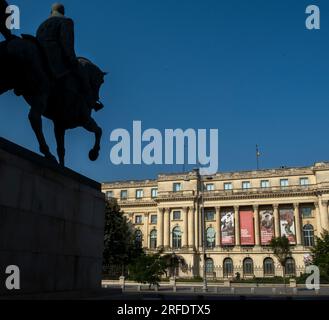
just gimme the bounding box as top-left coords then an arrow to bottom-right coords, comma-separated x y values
223,258 -> 234,278
285,258 -> 296,276
150,230 -> 157,249
135,230 -> 143,248
206,228 -> 216,248
243,258 -> 254,276
205,258 -> 214,275
303,224 -> 315,247
264,258 -> 275,276
172,227 -> 182,249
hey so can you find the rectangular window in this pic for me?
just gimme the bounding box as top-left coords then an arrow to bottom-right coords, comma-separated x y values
261,180 -> 270,189
280,179 -> 289,188
242,181 -> 251,190
301,207 -> 313,218
173,211 -> 181,220
105,191 -> 113,199
151,215 -> 158,224
151,188 -> 158,198
300,178 -> 309,186
120,190 -> 128,200
206,184 -> 215,192
136,189 -> 144,199
173,183 -> 182,192
205,210 -> 215,221
224,183 -> 233,191
135,215 -> 143,224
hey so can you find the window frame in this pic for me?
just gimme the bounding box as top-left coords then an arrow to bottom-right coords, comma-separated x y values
120,190 -> 128,200
242,181 -> 251,190
243,258 -> 254,276
173,211 -> 181,221
285,258 -> 296,276
172,227 -> 182,249
206,183 -> 215,192
280,179 -> 289,188
150,230 -> 157,249
260,180 -> 270,189
303,224 -> 315,247
264,258 -> 275,276
224,182 -> 233,191
105,191 -> 114,199
135,215 -> 143,224
205,258 -> 215,275
173,183 -> 182,193
223,258 -> 234,278
150,215 -> 158,225
151,188 -> 158,199
300,177 -> 310,187
301,207 -> 313,218
136,189 -> 144,199
205,210 -> 215,222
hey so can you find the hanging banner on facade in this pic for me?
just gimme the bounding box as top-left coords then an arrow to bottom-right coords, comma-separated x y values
280,208 -> 296,244
221,210 -> 235,245
239,210 -> 255,245
260,209 -> 275,245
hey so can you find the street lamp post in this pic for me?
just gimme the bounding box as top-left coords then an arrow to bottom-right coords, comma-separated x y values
201,184 -> 207,292
201,175 -> 213,292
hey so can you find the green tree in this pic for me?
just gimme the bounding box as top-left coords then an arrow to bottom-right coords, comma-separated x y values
161,253 -> 188,278
269,236 -> 292,287
103,198 -> 143,276
128,251 -> 188,288
311,231 -> 329,282
128,251 -> 167,288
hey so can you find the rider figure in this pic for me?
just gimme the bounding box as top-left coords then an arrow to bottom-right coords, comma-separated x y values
0,0 -> 13,40
36,3 -> 102,111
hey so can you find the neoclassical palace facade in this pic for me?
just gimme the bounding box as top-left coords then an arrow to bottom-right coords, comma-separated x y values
102,163 -> 329,279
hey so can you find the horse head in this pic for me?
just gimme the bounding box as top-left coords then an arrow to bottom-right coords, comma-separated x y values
77,57 -> 107,111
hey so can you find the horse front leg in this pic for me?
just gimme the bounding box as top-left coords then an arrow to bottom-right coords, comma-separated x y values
83,117 -> 102,161
54,124 -> 65,167
28,108 -> 57,163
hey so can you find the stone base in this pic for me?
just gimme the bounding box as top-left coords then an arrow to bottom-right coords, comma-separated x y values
0,138 -> 105,296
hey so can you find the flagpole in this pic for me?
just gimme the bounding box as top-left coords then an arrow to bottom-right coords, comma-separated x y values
256,145 -> 260,170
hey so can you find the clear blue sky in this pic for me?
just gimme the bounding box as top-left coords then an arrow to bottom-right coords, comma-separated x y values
1,0 -> 329,182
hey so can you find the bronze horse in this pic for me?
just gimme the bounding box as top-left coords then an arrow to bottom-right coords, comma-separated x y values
0,35 -> 106,166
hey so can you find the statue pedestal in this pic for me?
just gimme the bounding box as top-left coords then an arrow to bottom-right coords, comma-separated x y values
0,138 -> 105,297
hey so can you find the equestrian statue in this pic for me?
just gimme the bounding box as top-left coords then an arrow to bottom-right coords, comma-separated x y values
0,2 -> 107,166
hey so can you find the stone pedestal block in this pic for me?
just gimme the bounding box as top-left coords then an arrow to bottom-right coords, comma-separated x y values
0,138 -> 105,297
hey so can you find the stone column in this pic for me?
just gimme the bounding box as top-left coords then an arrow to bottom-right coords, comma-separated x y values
144,213 -> 150,248
314,203 -> 322,236
163,208 -> 170,249
253,205 -> 260,246
293,203 -> 302,246
188,207 -> 195,249
157,208 -> 164,248
319,199 -> 329,232
216,207 -> 221,247
182,207 -> 188,248
195,205 -> 200,250
273,204 -> 280,238
234,206 -> 240,246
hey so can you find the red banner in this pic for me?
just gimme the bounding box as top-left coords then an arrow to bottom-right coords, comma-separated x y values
239,210 -> 255,245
